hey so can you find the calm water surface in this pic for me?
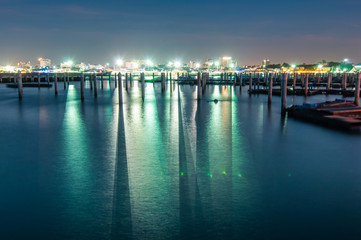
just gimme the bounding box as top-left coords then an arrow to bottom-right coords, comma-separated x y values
0,81 -> 361,240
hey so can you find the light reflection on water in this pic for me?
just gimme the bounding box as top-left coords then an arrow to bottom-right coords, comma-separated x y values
0,82 -> 361,239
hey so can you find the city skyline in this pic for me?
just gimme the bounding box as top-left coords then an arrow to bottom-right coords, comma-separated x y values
1,0 -> 360,65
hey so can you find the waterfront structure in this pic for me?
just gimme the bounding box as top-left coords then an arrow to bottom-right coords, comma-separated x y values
38,58 -> 51,68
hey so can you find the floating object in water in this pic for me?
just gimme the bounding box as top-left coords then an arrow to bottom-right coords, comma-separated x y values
214,99 -> 219,103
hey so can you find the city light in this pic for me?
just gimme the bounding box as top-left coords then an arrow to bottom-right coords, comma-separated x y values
195,63 -> 201,68
146,60 -> 153,66
215,61 -> 220,66
174,61 -> 181,68
291,64 -> 296,69
168,62 -> 173,67
116,59 -> 123,66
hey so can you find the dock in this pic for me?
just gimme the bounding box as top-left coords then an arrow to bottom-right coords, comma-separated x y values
287,100 -> 361,132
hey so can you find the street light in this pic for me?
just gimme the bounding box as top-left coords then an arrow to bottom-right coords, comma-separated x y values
174,61 -> 181,68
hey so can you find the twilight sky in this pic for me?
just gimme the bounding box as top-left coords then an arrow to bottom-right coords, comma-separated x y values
1,0 -> 360,65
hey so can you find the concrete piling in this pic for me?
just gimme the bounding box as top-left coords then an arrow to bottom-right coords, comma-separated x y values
101,73 -> 104,89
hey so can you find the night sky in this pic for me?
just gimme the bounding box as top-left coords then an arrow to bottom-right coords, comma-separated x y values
1,0 -> 360,65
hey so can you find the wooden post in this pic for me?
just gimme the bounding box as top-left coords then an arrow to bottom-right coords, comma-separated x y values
327,73 -> 332,90
94,73 -> 98,97
129,73 -> 132,87
202,72 -> 207,93
18,72 -> 23,99
54,73 -> 58,96
249,72 -> 253,93
161,72 -> 165,92
115,72 -> 117,88
47,73 -> 50,85
118,72 -> 123,104
141,72 -> 145,101
125,73 -> 129,91
239,73 -> 243,91
343,73 -> 347,91
281,73 -> 288,113
197,72 -> 201,100
317,73 -> 321,84
90,73 -> 93,91
293,73 -> 297,91
101,72 -> 104,89
152,72 -> 155,82
67,72 -> 69,86
234,72 -> 237,85
220,73 -> 223,81
301,73 -> 305,88
109,73 -> 111,90
81,73 -> 84,101
355,73 -> 361,106
268,73 -> 273,104
305,73 -> 309,97
64,73 -> 66,89
38,72 -> 41,88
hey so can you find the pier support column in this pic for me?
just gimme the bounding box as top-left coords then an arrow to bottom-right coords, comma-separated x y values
115,73 -> 117,88
101,73 -> 104,89
18,72 -> 23,99
305,73 -> 309,97
47,73 -> 50,84
38,72 -> 41,88
141,72 -> 145,101
239,73 -> 243,91
67,72 -> 69,86
161,72 -> 165,92
327,73 -> 332,90
202,72 -> 207,94
90,73 -> 93,91
249,72 -> 253,94
342,73 -> 347,91
94,73 -> 98,97
197,72 -> 201,100
355,73 -> 360,106
281,73 -> 288,113
125,73 -> 129,91
268,73 -> 273,104
63,73 -> 66,89
118,73 -> 123,104
293,73 -> 297,91
81,73 -> 85,101
54,73 -> 58,96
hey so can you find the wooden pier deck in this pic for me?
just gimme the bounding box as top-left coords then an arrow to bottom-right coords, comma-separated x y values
287,100 -> 361,132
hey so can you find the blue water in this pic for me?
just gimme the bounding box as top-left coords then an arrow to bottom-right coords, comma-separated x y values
0,81 -> 361,240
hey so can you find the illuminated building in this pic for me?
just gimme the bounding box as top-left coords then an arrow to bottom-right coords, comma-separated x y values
38,58 -> 51,68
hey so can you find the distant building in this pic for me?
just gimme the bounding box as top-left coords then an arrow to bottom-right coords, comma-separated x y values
38,58 -> 51,68
219,56 -> 237,69
262,59 -> 270,67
